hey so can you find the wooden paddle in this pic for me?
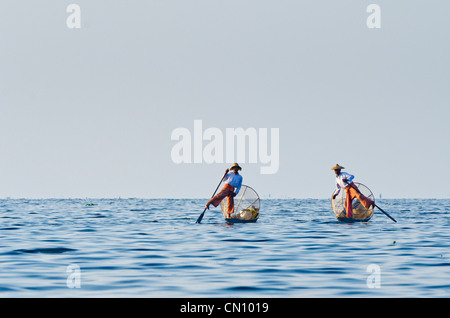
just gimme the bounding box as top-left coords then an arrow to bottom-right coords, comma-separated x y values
374,204 -> 397,223
196,170 -> 228,224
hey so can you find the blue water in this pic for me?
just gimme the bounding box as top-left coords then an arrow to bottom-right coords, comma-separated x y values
0,198 -> 449,297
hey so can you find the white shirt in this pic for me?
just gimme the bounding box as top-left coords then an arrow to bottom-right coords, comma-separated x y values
223,172 -> 243,194
333,172 -> 354,196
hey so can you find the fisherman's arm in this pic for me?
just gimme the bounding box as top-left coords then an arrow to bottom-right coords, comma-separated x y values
231,176 -> 242,197
332,183 -> 341,199
234,181 -> 242,195
222,170 -> 231,184
342,173 -> 354,185
347,174 -> 354,183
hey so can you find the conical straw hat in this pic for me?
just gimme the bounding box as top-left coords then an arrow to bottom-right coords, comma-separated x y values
230,163 -> 242,171
331,164 -> 345,170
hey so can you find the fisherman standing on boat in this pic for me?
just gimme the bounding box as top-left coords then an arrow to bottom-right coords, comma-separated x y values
205,163 -> 243,218
331,164 -> 374,218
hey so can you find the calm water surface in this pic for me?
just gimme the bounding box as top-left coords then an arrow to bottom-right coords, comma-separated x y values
0,198 -> 449,297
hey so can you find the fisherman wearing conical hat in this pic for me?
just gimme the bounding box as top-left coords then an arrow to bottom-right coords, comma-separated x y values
206,163 -> 243,218
331,164 -> 374,218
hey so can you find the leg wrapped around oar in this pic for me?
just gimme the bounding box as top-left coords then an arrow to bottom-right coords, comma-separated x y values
206,184 -> 235,217
196,171 -> 229,223
345,183 -> 374,218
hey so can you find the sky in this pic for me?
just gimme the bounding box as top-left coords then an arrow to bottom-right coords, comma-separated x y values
0,1 -> 449,199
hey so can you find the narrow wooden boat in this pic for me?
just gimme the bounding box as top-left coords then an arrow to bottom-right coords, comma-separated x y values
224,216 -> 259,224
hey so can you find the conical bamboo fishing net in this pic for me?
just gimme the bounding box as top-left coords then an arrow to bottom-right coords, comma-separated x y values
331,182 -> 374,221
220,185 -> 260,221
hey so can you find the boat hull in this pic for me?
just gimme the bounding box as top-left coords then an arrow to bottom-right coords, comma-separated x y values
225,217 -> 259,224
336,215 -> 372,223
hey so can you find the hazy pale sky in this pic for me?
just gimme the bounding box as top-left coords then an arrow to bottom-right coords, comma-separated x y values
1,1 -> 449,199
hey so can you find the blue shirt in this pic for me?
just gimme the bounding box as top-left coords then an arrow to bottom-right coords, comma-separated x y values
223,172 -> 243,194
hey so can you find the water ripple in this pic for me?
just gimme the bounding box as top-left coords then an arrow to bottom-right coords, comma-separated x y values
10,247 -> 77,255
0,198 -> 449,297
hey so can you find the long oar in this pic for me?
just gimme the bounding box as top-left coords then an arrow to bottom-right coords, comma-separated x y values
374,204 -> 397,223
196,171 -> 228,224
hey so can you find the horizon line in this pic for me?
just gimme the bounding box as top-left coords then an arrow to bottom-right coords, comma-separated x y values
1,196 -> 448,200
